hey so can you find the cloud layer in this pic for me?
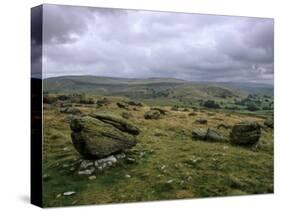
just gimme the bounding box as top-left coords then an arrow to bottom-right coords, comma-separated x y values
41,4 -> 274,84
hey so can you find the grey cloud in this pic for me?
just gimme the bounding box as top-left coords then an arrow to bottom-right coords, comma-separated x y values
42,5 -> 274,84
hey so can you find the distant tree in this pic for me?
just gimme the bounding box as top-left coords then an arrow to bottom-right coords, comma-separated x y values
203,100 -> 220,109
247,103 -> 259,111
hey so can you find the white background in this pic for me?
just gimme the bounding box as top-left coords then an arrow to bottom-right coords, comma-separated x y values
0,0 -> 280,211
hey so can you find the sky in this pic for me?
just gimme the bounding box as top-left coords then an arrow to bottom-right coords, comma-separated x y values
33,4 -> 274,84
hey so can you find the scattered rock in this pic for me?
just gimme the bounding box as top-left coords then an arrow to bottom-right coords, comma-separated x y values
125,100 -> 143,107
96,98 -> 110,108
144,110 -> 161,119
189,112 -> 197,116
116,153 -> 126,159
116,102 -> 129,109
192,128 -> 227,142
80,160 -> 94,170
230,122 -> 261,145
125,174 -> 131,178
126,157 -> 136,164
194,118 -> 207,124
206,128 -> 227,142
56,194 -> 61,198
60,107 -> 81,115
151,107 -> 168,115
192,128 -> 207,140
70,114 -> 138,158
121,112 -> 132,119
217,123 -> 231,130
167,179 -> 174,184
63,191 -> 76,196
88,175 -> 96,180
78,168 -> 95,175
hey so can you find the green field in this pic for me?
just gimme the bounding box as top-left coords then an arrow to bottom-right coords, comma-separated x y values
42,76 -> 274,207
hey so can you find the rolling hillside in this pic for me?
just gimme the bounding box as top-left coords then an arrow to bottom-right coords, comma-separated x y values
43,75 -> 273,102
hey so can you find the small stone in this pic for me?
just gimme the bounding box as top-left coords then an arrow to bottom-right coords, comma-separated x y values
56,194 -> 61,198
116,153 -> 126,159
126,157 -> 136,163
160,165 -> 166,170
63,191 -> 75,196
63,147 -> 69,151
78,168 -> 95,175
80,160 -> 94,170
88,175 -> 96,180
125,174 -> 131,178
167,179 -> 174,184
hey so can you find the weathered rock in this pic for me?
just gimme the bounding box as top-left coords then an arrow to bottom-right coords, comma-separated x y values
230,122 -> 261,145
192,128 -> 207,140
151,107 -> 168,115
60,107 -> 81,115
70,115 -> 138,158
206,128 -> 227,142
217,123 -> 231,130
89,112 -> 140,135
116,102 -> 129,109
144,110 -> 161,120
194,118 -> 208,124
192,128 -> 227,142
96,98 -> 110,108
125,100 -> 143,107
189,112 -> 197,116
121,112 -> 132,119
264,119 -> 273,129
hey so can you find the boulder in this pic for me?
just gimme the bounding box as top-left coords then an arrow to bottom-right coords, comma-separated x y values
151,107 -> 168,115
70,114 -> 138,159
230,122 -> 261,145
60,107 -> 81,115
116,102 -> 129,109
144,110 -> 161,120
121,112 -> 132,119
96,98 -> 110,108
125,100 -> 143,107
192,128 -> 207,140
89,112 -> 140,135
194,118 -> 207,124
217,123 -> 231,130
189,112 -> 197,116
206,128 -> 227,142
192,128 -> 227,142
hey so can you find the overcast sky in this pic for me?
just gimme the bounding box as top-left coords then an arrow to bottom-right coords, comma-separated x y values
38,4 -> 274,84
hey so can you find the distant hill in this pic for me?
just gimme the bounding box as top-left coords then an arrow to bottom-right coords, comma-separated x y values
43,75 -> 273,101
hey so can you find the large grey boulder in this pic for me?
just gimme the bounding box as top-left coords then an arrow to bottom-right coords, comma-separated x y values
70,113 -> 139,159
230,122 -> 261,145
